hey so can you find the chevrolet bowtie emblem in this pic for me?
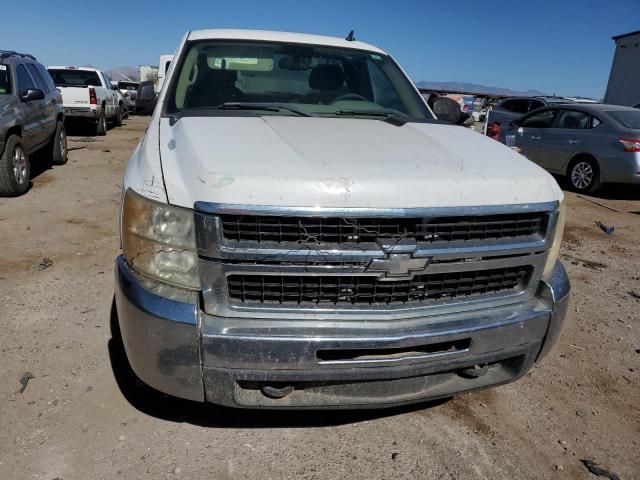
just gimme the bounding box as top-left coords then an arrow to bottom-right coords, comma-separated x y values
366,254 -> 432,279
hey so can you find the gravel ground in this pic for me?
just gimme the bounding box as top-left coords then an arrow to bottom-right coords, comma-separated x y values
0,116 -> 638,479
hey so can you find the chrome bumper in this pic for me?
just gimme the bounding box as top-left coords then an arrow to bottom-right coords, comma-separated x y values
63,106 -> 99,119
114,256 -> 570,409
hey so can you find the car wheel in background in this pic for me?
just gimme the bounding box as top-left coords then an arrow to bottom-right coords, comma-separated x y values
50,121 -> 68,165
96,110 -> 107,136
0,135 -> 30,196
568,156 -> 601,193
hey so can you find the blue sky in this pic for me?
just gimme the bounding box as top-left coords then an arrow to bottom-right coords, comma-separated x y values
1,0 -> 638,98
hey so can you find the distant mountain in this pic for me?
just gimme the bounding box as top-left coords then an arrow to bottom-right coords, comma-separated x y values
416,80 -> 546,97
106,66 -> 140,82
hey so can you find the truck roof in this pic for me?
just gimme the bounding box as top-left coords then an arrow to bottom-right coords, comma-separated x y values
186,29 -> 386,55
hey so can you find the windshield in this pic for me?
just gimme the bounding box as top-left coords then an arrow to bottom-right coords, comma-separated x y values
165,41 -> 431,120
119,81 -> 139,90
48,69 -> 102,87
608,110 -> 640,129
0,64 -> 10,94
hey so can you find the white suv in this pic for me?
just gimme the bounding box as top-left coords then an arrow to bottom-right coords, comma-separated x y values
114,29 -> 570,409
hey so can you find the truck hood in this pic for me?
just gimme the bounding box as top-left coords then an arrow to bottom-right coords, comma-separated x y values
157,116 -> 562,209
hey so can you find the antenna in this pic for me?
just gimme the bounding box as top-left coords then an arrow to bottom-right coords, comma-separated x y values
116,71 -> 132,81
346,30 -> 356,42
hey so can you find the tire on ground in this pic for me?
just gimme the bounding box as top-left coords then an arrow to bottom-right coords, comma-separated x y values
49,121 -> 68,165
0,134 -> 30,196
96,110 -> 107,136
567,155 -> 601,194
115,106 -> 123,127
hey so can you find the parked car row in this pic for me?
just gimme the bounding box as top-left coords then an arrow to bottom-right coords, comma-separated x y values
0,47 -> 164,196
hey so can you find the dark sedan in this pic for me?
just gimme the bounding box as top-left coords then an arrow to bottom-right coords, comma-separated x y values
499,104 -> 640,193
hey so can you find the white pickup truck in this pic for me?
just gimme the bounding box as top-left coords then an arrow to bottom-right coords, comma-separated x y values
114,29 -> 570,409
47,66 -> 122,135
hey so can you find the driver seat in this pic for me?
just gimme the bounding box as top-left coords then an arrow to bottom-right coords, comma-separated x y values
185,54 -> 242,108
302,64 -> 346,104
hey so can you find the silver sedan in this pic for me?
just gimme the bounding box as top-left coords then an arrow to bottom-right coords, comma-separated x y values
500,104 -> 640,193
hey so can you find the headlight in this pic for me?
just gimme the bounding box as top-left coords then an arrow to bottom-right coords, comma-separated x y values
542,199 -> 566,279
121,189 -> 199,289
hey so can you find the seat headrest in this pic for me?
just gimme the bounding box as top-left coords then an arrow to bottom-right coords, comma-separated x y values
561,115 -> 580,128
207,68 -> 237,85
309,64 -> 345,91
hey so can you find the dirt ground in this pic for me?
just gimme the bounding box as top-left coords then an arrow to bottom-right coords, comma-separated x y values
0,116 -> 638,480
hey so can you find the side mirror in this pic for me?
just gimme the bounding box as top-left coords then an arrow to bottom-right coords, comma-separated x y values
431,97 -> 463,125
21,89 -> 45,102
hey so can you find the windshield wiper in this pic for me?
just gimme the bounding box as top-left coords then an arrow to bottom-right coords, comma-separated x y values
218,102 -> 313,117
169,102 -> 314,125
334,109 -> 409,126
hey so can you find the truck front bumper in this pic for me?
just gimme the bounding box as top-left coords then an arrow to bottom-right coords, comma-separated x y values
114,256 -> 570,409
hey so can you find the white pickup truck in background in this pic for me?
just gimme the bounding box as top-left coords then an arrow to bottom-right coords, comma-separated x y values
47,66 -> 123,135
116,80 -> 140,114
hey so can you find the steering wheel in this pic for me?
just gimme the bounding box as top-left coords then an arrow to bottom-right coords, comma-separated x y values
331,93 -> 368,103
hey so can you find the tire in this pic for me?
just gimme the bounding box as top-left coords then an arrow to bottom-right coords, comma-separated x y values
49,121 -> 68,165
95,110 -> 107,136
0,135 -> 30,196
115,107 -> 123,127
567,156 -> 601,193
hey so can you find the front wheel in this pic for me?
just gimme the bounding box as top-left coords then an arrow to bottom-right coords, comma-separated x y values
0,135 -> 30,196
568,157 -> 601,193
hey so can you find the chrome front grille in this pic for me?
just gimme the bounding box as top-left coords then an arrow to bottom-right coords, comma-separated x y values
194,202 -> 559,318
227,266 -> 532,305
220,213 -> 547,244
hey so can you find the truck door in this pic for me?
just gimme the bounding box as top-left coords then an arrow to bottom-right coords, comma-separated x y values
15,64 -> 46,149
536,109 -> 590,173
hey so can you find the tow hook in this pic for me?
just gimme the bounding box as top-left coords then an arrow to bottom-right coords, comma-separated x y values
459,364 -> 489,378
260,385 -> 295,399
